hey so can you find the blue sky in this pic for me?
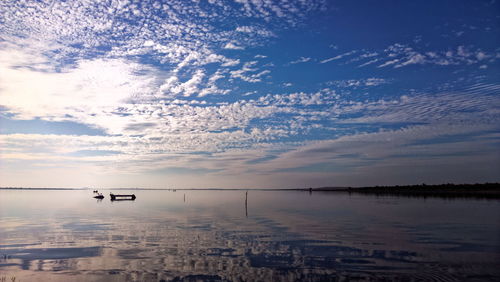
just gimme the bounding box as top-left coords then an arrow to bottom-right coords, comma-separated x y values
0,0 -> 499,188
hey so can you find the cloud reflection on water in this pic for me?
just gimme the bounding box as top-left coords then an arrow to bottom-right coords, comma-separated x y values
0,190 -> 499,281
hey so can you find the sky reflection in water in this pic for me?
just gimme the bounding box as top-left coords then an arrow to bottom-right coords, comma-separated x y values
0,190 -> 499,281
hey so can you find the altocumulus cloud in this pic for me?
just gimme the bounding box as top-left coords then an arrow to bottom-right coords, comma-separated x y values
0,0 -> 499,188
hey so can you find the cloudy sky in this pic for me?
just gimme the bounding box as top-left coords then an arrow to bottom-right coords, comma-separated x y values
0,0 -> 499,188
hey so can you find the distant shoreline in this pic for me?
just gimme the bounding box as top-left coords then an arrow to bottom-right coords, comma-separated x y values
1,183 -> 499,199
302,183 -> 500,199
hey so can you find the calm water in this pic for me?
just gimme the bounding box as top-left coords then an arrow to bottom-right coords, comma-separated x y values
0,190 -> 499,281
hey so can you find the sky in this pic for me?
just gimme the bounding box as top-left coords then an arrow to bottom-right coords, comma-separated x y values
0,0 -> 499,189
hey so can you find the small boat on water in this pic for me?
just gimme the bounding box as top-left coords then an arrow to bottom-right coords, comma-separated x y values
93,194 -> 104,199
110,193 -> 136,201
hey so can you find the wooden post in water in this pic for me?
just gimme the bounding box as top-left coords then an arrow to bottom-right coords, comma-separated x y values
245,191 -> 248,217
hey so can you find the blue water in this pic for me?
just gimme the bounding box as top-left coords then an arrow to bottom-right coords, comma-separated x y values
0,189 -> 499,281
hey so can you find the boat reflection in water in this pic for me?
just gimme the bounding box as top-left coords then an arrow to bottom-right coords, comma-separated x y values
0,189 -> 499,281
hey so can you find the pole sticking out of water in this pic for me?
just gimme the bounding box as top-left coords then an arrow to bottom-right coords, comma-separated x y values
184,193 -> 186,203
245,191 -> 248,218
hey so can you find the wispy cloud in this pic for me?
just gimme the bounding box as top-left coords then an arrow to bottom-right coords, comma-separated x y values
289,57 -> 311,64
320,51 -> 357,64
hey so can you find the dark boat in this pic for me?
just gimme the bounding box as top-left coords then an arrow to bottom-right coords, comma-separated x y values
93,194 -> 104,199
110,193 -> 136,201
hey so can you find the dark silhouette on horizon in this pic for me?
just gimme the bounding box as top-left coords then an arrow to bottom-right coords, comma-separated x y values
308,183 -> 500,199
110,193 -> 136,201
93,192 -> 104,199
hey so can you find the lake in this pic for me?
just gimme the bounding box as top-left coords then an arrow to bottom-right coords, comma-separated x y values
0,189 -> 499,281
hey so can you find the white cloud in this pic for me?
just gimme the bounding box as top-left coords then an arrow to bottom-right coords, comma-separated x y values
224,42 -> 245,50
476,51 -> 487,60
232,0 -> 325,24
236,26 -> 254,33
170,70 -> 206,97
243,91 -> 258,96
328,78 -> 389,88
378,59 -> 399,68
357,59 -> 379,68
230,61 -> 271,83
208,70 -> 225,83
143,40 -> 155,47
0,0 -> 319,76
320,51 -> 356,64
1,80 -> 499,187
372,43 -> 498,68
0,48 -> 158,133
289,57 -> 311,64
1,1 -> 498,188
395,53 -> 426,68
339,90 -> 500,125
254,89 -> 339,107
236,26 -> 275,37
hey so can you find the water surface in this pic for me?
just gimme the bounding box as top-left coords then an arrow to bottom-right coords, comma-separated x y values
0,189 -> 499,281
